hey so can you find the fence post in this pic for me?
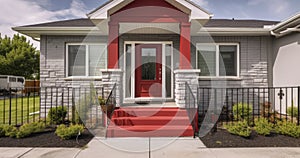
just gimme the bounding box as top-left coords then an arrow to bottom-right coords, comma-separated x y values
9,88 -> 12,125
72,88 -> 76,124
297,86 -> 300,126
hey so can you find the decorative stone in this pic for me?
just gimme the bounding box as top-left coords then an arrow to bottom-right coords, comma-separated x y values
174,69 -> 200,108
100,69 -> 123,107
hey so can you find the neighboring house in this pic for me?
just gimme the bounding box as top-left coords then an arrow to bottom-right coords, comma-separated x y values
13,0 -> 300,110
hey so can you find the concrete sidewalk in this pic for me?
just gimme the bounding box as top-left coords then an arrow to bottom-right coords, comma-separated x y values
1,137 -> 300,158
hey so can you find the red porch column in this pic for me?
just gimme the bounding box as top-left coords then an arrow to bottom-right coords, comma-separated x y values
108,22 -> 119,69
179,22 -> 191,69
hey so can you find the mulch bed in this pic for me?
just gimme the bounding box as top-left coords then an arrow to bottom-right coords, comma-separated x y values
200,129 -> 300,148
0,128 -> 94,147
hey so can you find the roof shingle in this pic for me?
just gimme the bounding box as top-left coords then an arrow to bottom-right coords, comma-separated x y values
204,19 -> 279,28
20,18 -> 279,28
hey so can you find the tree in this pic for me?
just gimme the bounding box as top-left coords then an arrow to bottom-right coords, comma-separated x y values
0,34 -> 39,79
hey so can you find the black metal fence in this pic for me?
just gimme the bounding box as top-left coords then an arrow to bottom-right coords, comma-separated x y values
0,86 -> 105,127
197,86 -> 300,127
105,83 -> 117,126
185,82 -> 198,137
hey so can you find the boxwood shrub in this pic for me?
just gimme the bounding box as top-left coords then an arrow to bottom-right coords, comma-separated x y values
275,121 -> 300,138
254,118 -> 273,136
47,106 -> 67,125
233,102 -> 253,121
55,124 -> 84,140
2,125 -> 17,138
16,122 -> 46,138
224,120 -> 252,138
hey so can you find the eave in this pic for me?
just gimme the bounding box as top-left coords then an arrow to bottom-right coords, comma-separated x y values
12,27 -> 105,38
197,27 -> 272,36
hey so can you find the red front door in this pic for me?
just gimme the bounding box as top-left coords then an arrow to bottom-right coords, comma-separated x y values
135,44 -> 162,97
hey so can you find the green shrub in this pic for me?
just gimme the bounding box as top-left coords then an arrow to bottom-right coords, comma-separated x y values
98,96 -> 106,105
2,125 -> 17,138
224,120 -> 252,137
287,106 -> 299,118
0,125 -> 6,137
233,103 -> 253,121
254,118 -> 273,136
74,97 -> 90,124
16,122 -> 46,138
48,106 -> 67,125
55,124 -> 84,140
275,121 -> 300,138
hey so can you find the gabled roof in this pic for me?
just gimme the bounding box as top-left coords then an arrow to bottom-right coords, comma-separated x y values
87,0 -> 213,20
13,18 -> 278,38
16,18 -> 278,28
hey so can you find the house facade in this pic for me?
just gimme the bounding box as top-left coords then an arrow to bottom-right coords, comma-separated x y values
13,0 -> 300,110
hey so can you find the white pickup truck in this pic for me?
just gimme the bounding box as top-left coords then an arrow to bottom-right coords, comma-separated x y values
0,75 -> 25,95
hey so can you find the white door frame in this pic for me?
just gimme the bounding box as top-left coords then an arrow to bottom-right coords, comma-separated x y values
123,41 -> 174,101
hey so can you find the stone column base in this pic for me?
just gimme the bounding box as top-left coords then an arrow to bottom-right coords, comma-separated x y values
174,69 -> 200,108
101,69 -> 123,107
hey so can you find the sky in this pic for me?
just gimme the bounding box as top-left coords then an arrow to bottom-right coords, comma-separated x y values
1,0 -> 300,48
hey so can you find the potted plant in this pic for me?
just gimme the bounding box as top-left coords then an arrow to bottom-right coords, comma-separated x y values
98,96 -> 113,114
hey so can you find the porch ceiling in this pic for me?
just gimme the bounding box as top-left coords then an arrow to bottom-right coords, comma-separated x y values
119,23 -> 180,34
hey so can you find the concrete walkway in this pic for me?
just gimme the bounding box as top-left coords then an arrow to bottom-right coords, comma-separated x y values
1,137 -> 300,158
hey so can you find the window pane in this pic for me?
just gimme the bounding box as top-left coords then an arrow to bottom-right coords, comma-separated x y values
68,45 -> 86,76
141,48 -> 156,80
219,45 -> 237,76
125,44 -> 132,98
197,45 -> 216,76
89,45 -> 107,76
165,44 -> 172,98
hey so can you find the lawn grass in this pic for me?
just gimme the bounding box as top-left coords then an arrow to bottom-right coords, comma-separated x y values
0,95 -> 40,125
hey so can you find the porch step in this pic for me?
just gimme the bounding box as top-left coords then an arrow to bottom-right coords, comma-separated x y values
107,125 -> 193,137
112,108 -> 188,117
107,107 -> 194,137
112,116 -> 190,126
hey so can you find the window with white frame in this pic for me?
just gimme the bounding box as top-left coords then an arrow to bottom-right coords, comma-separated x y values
67,44 -> 107,77
196,43 -> 239,77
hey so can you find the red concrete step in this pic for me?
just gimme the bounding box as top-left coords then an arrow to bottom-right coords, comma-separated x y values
112,116 -> 191,126
107,107 -> 195,137
112,108 -> 188,118
107,125 -> 194,137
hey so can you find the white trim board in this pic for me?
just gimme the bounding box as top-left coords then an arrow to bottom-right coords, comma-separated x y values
87,0 -> 212,20
123,41 -> 174,102
196,43 -> 240,79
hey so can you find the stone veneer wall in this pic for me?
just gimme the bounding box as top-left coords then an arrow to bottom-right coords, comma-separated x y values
241,61 -> 268,87
101,69 -> 123,107
174,70 -> 200,108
